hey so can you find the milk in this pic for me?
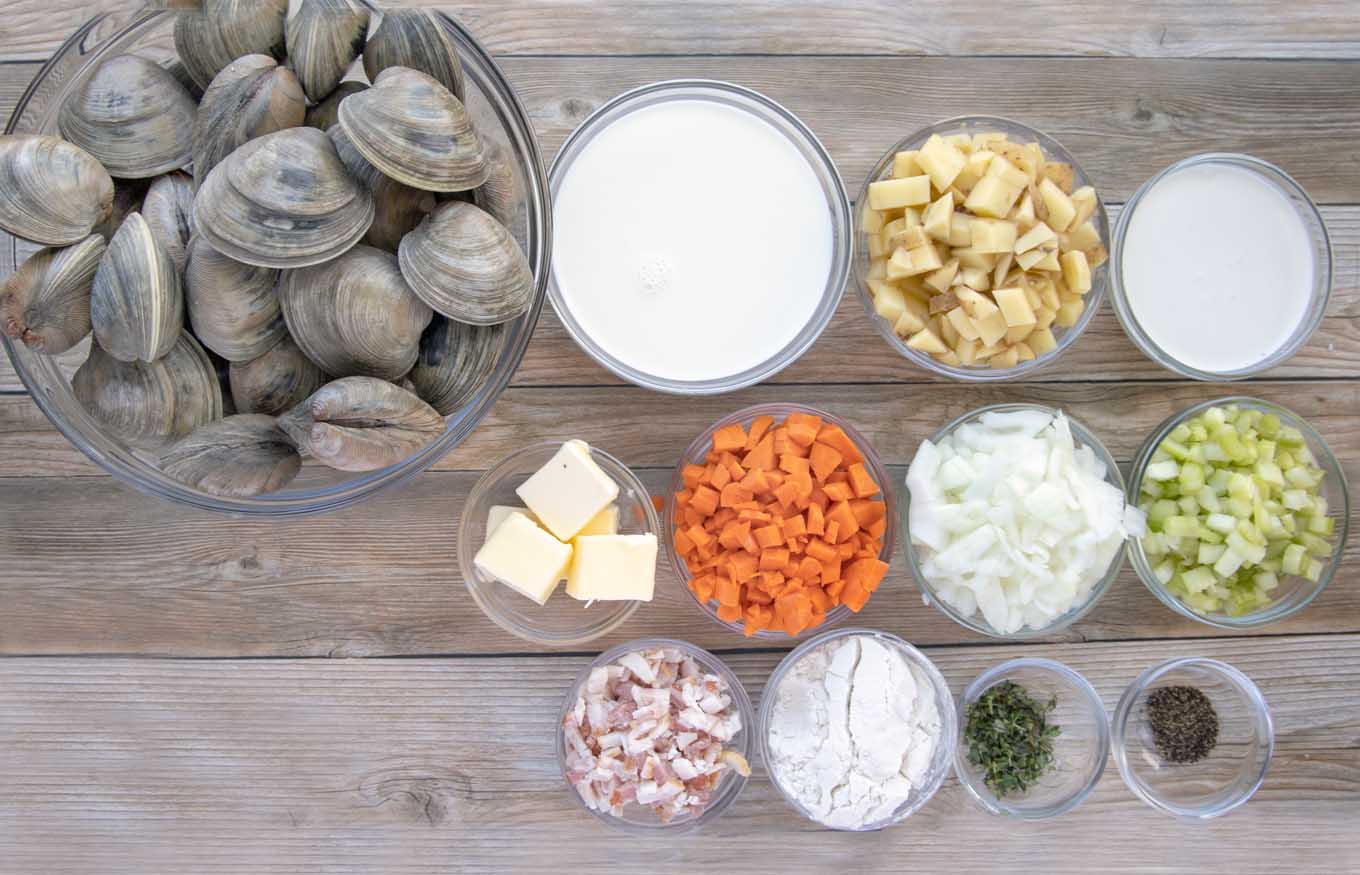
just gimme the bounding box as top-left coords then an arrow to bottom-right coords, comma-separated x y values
552,100 -> 833,382
1120,162 -> 1313,373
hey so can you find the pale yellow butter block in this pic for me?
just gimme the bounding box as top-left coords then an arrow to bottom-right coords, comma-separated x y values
515,440 -> 619,541
473,512 -> 572,605
574,504 -> 619,538
566,534 -> 658,602
487,504 -> 535,534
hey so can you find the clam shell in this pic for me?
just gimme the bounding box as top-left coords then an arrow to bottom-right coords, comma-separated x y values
160,57 -> 206,102
193,127 -> 374,269
184,236 -> 286,362
72,332 -> 224,448
141,172 -> 196,276
305,80 -> 368,132
0,134 -> 114,246
228,333 -> 328,415
91,212 -> 185,363
160,414 -> 301,497
95,177 -> 151,243
193,54 -> 306,187
277,375 -> 445,472
286,0 -> 371,102
473,138 -> 521,230
398,201 -> 533,325
0,235 -> 104,355
278,244 -> 433,381
407,317 -> 506,416
57,54 -> 197,179
173,0 -> 289,89
363,9 -> 465,100
337,66 -> 487,193
328,126 -> 435,251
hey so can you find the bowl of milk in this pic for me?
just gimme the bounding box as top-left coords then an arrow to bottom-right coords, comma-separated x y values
547,80 -> 852,394
1110,154 -> 1332,380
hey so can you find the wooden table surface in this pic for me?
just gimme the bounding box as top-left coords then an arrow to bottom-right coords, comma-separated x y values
2,3 -> 1358,872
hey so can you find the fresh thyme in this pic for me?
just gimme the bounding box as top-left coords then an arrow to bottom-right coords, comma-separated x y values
964,680 -> 1061,797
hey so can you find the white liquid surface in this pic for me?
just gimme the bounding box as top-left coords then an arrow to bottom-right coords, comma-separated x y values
1121,162 -> 1314,373
553,100 -> 833,382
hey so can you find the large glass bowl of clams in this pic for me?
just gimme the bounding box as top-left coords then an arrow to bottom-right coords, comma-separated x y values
0,5 -> 550,514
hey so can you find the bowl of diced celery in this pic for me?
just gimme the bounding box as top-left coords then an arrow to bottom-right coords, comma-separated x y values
1128,398 -> 1349,627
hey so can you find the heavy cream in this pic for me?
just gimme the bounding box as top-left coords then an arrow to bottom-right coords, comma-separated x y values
552,97 -> 833,383
1120,162 -> 1314,374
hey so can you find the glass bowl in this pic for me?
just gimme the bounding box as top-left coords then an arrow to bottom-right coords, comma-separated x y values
0,8 -> 551,515
900,403 -> 1127,639
664,403 -> 897,639
853,115 -> 1110,381
1126,397 -> 1349,629
757,628 -> 956,831
1113,657 -> 1273,819
1110,153 -> 1331,381
955,657 -> 1109,819
547,79 -> 852,395
458,441 -> 659,647
556,637 -> 755,833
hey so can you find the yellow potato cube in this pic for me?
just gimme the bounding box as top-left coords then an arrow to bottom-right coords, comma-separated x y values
945,133 -> 973,151
1030,248 -> 1062,272
953,247 -> 997,271
907,243 -> 943,274
1023,282 -> 1044,311
959,266 -> 991,291
869,175 -> 932,211
1014,221 -> 1056,255
873,283 -> 908,323
992,286 -> 1037,328
1042,161 -> 1075,193
939,310 -> 959,346
994,143 -> 1039,183
985,155 -> 1030,188
973,342 -> 1004,361
954,150 -> 994,194
935,350 -> 962,366
886,247 -> 916,280
924,258 -> 960,293
1061,219 -> 1101,254
1085,241 -> 1109,269
1035,305 -> 1057,331
956,337 -> 980,365
917,134 -> 968,192
892,150 -> 922,179
1028,327 -> 1058,355
1005,324 -> 1034,344
971,132 -> 1009,152
867,258 -> 887,281
1015,247 -> 1046,271
1061,250 -> 1092,294
906,326 -> 949,355
893,308 -> 926,337
964,174 -> 1024,219
900,225 -> 930,250
1070,186 -> 1098,227
967,218 -> 1018,254
1039,280 -> 1061,311
902,206 -> 923,227
949,212 -> 973,247
973,307 -> 1009,347
923,192 -> 954,241
990,345 -> 1020,369
861,201 -> 884,235
867,232 -> 888,258
1014,341 -> 1036,362
1055,296 -> 1086,328
1010,192 -> 1037,229
1038,177 -> 1077,231
946,305 -> 982,341
991,252 -> 1014,289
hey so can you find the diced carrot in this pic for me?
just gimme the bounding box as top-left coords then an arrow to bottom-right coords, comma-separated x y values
674,528 -> 695,557
720,483 -> 754,508
742,434 -> 776,472
865,518 -> 887,539
682,464 -> 706,489
836,540 -> 856,559
798,556 -> 822,582
690,574 -> 716,602
807,587 -> 832,613
737,508 -> 773,523
825,470 -> 849,485
845,557 -> 890,593
782,513 -> 807,541
779,454 -> 811,477
683,506 -> 704,527
805,502 -> 826,536
808,486 -> 830,511
821,557 -> 842,584
847,462 -> 879,498
718,520 -> 750,551
824,520 -> 840,544
849,499 -> 887,527
841,578 -> 870,612
825,578 -> 847,602
806,538 -> 837,564
687,523 -> 713,547
764,470 -> 785,490
823,481 -> 855,502
745,415 -> 775,450
715,575 -> 741,607
773,481 -> 801,509
776,591 -> 814,636
740,468 -> 771,495
760,547 -> 790,571
746,587 -> 773,606
783,559 -> 802,579
719,453 -> 746,481
808,442 -> 844,482
815,424 -> 864,464
690,485 -> 720,516
708,462 -> 731,490
753,525 -> 784,549
759,570 -> 785,592
712,423 -> 748,454
710,507 -> 737,529
785,412 -> 824,448
675,488 -> 693,509
717,602 -> 741,622
728,550 -> 759,582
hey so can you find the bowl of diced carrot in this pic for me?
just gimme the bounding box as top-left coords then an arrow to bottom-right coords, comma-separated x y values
666,404 -> 896,638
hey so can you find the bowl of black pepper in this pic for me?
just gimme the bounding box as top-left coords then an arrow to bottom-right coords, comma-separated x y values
1113,657 -> 1274,819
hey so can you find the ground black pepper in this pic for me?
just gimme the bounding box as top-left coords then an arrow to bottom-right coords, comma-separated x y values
1145,685 -> 1219,764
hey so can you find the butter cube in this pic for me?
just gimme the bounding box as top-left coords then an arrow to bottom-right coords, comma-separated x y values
566,534 -> 658,602
487,504 -> 535,534
516,440 -> 619,541
575,504 -> 619,538
473,512 -> 572,605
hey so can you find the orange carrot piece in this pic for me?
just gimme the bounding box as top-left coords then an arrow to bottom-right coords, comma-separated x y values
675,487 -> 693,508
865,518 -> 887,539
753,525 -> 784,549
690,485 -> 720,516
785,413 -> 823,448
718,452 -> 745,481
806,503 -> 826,536
821,557 -> 843,584
674,528 -> 695,557
745,415 -> 775,451
808,442 -> 844,482
740,468 -> 771,495
807,587 -> 832,613
687,523 -> 713,547
710,506 -> 737,528
782,513 -> 808,541
742,434 -> 776,472
823,481 -> 855,502
824,520 -> 840,544
682,464 -> 707,489
849,499 -> 887,527
720,483 -> 754,508
717,602 -> 742,622
709,462 -> 732,490
798,556 -> 822,582
715,575 -> 741,607
689,574 -> 716,602
760,547 -> 790,571
806,538 -> 838,564
712,423 -> 748,454
845,557 -> 890,593
718,520 -> 751,551
836,540 -> 857,559
779,454 -> 811,477
847,462 -> 879,498
773,481 -> 801,509
728,550 -> 759,582
825,577 -> 847,602
815,424 -> 864,464
842,578 -> 870,612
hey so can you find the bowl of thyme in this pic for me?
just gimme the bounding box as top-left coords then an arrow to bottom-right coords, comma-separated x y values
954,657 -> 1110,818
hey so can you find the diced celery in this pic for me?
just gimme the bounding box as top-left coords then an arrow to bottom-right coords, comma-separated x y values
1162,439 -> 1191,462
1146,499 -> 1178,530
1196,486 -> 1221,513
1169,423 -> 1192,443
1254,460 -> 1285,489
1257,439 -> 1276,463
1254,571 -> 1279,593
1299,531 -> 1333,558
1154,560 -> 1176,585
1145,460 -> 1179,481
1178,496 -> 1199,516
1178,461 -> 1205,493
1227,473 -> 1254,501
1304,558 -> 1324,583
1236,518 -> 1266,546
1226,497 -> 1252,519
1286,466 -> 1318,489
1197,543 -> 1227,565
1213,548 -> 1245,578
1205,513 -> 1237,534
1278,425 -> 1305,447
1225,531 -> 1267,564
1308,515 -> 1335,537
1208,469 -> 1232,494
1182,566 -> 1217,593
1259,413 -> 1281,438
1142,479 -> 1164,499
1282,489 -> 1310,510
1282,543 -> 1307,575
1163,516 -> 1200,538
1204,407 -> 1227,429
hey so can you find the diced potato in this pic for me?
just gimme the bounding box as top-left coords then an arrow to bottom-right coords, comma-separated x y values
1055,295 -> 1086,328
867,231 -> 888,258
1009,192 -> 1036,229
906,326 -> 949,355
973,342 -> 1004,361
990,345 -> 1020,369
893,308 -> 925,337
948,212 -> 973,247
861,202 -> 884,234
939,310 -> 959,346
993,286 -> 1037,328
866,258 -> 886,281
1030,248 -> 1062,272
959,266 -> 991,291
1062,219 -> 1101,253
945,133 -> 973,150
1038,177 -> 1077,231
923,192 -> 954,241
1061,250 -> 1092,294
869,175 -> 932,210
1014,222 -> 1056,255
1084,241 -> 1109,269
935,349 -> 962,366
973,307 -> 1009,347
953,247 -> 997,271
907,243 -> 943,274
1014,341 -> 1036,362
1028,327 -> 1058,355
994,142 -> 1039,183
971,131 -> 1008,152
1015,247 -> 1046,271
985,155 -> 1031,189
916,134 -> 968,192
924,258 -> 960,293
956,337 -> 980,365
946,306 -> 982,341
899,225 -> 930,250
954,150 -> 994,194
1005,323 -> 1034,344
991,252 -> 1014,289
1042,161 -> 1075,193
872,284 -> 908,323
1070,186 -> 1098,226
1035,305 -> 1057,331
886,247 -> 916,280
892,150 -> 922,179
967,218 -> 1018,254
1023,282 -> 1043,311
902,206 -> 922,227
1039,280 -> 1061,311
964,174 -> 1024,219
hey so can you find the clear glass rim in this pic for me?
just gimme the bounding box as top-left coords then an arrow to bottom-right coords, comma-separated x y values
755,627 -> 958,831
545,79 -> 852,395
457,441 -> 659,647
0,9 -> 553,516
852,114 -> 1111,382
1124,395 -> 1351,629
1108,152 -> 1333,382
954,657 -> 1110,819
662,403 -> 898,640
899,403 -> 1127,639
555,637 -> 755,834
1111,656 -> 1274,820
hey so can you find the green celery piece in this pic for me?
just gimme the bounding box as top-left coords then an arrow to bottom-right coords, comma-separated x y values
1304,558 -> 1324,583
1299,531 -> 1333,558
1259,413 -> 1281,438
1197,543 -> 1227,565
1146,460 -> 1179,481
1163,516 -> 1200,538
1308,515 -> 1335,537
1169,423 -> 1192,443
1205,513 -> 1237,535
1178,461 -> 1205,493
1282,543 -> 1307,575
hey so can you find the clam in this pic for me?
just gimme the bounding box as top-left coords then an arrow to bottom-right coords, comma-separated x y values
94,177 -> 151,243
193,54 -> 306,186
286,0 -> 371,102
173,0 -> 289,90
1,235 -> 104,355
160,57 -> 206,102
193,126 -> 374,269
363,9 -> 465,100
474,138 -> 521,229
57,54 -> 197,179
407,317 -> 507,416
329,126 -> 435,251
141,172 -> 196,276
305,80 -> 367,132
72,332 -> 224,447
278,375 -> 445,472
0,134 -> 114,245
278,244 -> 433,381
160,414 -> 301,497
337,66 -> 488,192
184,236 -> 286,362
91,212 -> 184,363
398,201 -> 534,325
228,334 -> 327,415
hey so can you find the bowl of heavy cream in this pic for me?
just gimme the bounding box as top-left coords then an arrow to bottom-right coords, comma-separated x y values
1110,154 -> 1332,380
548,80 -> 852,394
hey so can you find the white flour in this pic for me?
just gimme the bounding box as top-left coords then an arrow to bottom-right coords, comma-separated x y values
766,636 -> 941,829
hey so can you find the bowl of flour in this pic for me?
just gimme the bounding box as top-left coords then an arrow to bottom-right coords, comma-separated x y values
758,628 -> 957,830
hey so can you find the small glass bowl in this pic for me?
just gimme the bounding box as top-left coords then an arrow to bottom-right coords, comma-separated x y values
853,115 -> 1110,381
758,628 -> 956,831
556,637 -> 755,833
1125,397 -> 1350,629
900,403 -> 1126,639
955,658 -> 1109,819
1112,657 -> 1273,819
664,403 -> 897,639
547,79 -> 852,395
457,442 -> 660,647
1110,153 -> 1332,381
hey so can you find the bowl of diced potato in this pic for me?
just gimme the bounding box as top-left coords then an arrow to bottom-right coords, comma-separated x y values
853,116 -> 1109,379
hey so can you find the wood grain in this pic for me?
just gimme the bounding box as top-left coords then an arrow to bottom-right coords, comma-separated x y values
1,637 -> 1356,874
